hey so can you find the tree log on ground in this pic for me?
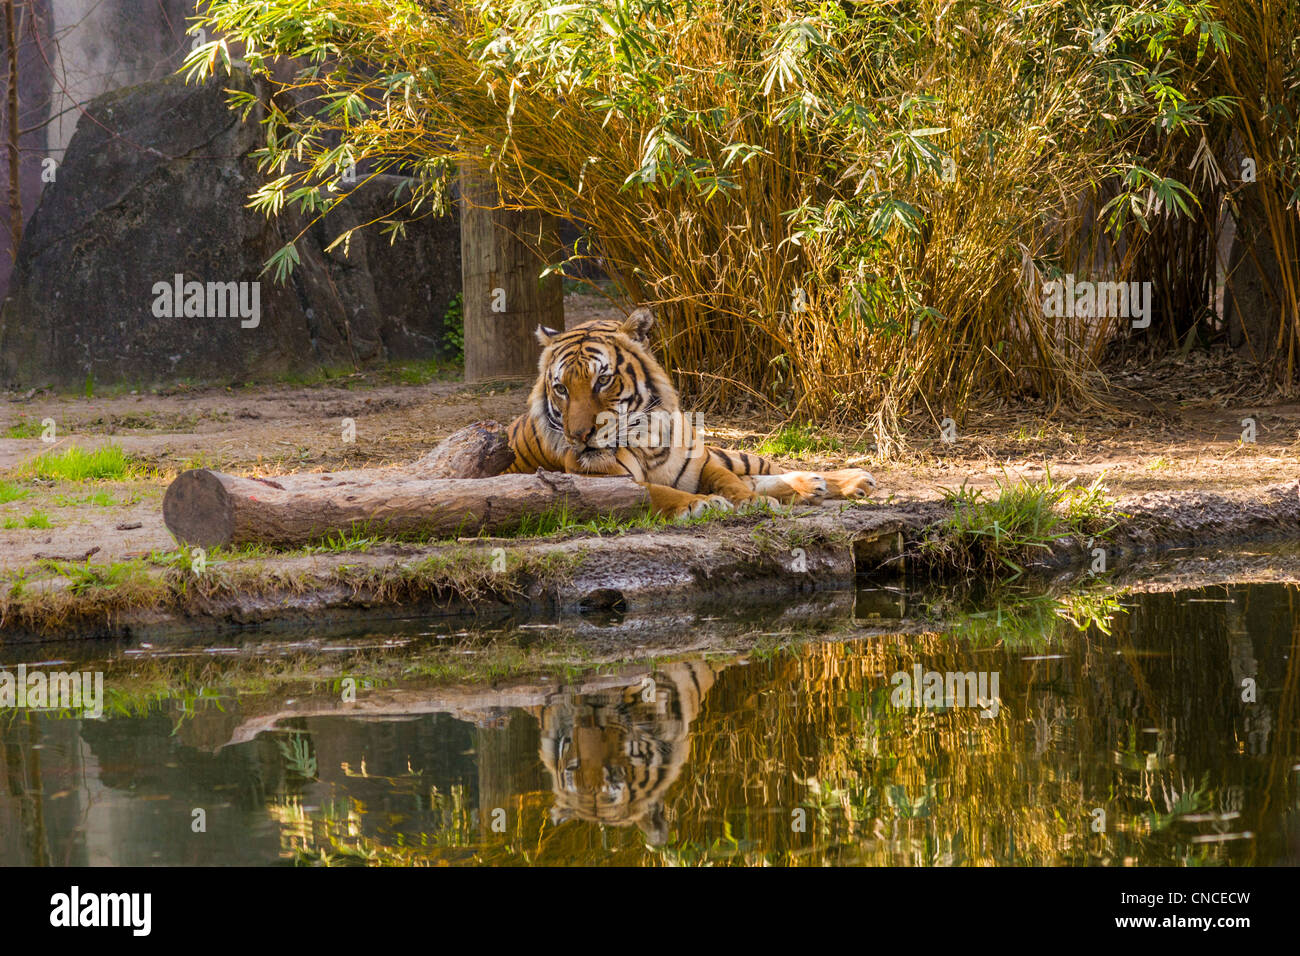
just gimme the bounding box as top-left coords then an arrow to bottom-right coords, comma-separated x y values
174,421 -> 515,509
162,469 -> 648,550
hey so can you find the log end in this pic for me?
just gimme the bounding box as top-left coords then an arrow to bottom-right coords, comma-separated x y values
163,469 -> 237,550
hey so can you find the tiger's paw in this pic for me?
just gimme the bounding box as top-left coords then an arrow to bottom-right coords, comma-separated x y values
822,468 -> 877,500
735,494 -> 781,514
646,484 -> 735,520
683,493 -> 733,519
747,472 -> 828,505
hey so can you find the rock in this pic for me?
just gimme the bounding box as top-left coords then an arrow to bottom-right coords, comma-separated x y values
0,68 -> 460,387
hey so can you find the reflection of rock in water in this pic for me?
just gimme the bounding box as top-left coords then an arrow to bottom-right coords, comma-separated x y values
530,661 -> 720,845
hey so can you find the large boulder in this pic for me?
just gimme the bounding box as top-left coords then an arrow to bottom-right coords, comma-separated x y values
0,69 -> 459,388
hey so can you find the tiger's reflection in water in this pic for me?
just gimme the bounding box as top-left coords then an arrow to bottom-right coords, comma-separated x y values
527,661 -> 722,845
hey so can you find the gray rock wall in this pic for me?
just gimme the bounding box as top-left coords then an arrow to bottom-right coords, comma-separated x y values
1,1 -> 199,295
0,69 -> 460,387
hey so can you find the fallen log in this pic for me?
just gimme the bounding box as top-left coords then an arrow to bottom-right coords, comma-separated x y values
162,469 -> 649,550
224,421 -> 515,496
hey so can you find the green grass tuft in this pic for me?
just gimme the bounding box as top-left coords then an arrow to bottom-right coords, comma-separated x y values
51,491 -> 121,508
755,424 -> 845,459
13,444 -> 144,481
4,419 -> 49,439
923,470 -> 1122,578
0,480 -> 31,504
301,530 -> 384,554
4,510 -> 52,530
38,559 -> 151,596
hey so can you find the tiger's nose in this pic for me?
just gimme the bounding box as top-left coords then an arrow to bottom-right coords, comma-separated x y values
574,425 -> 596,444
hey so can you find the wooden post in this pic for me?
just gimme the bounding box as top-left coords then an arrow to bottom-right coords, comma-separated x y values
459,163 -> 564,382
4,0 -> 22,258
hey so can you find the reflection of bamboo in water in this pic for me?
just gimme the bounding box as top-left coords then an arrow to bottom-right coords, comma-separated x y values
0,714 -> 50,866
1113,618 -> 1164,729
1078,584 -> 1283,864
670,629 -> 1091,865
1109,610 -> 1171,819
1253,587 -> 1300,865
476,715 -> 542,841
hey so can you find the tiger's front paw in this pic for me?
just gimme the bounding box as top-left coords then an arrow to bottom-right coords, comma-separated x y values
646,484 -> 735,520
822,468 -> 877,499
735,494 -> 781,514
682,493 -> 733,519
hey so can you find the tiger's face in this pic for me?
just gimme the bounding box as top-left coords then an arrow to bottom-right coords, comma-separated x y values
532,309 -> 672,470
534,661 -> 720,846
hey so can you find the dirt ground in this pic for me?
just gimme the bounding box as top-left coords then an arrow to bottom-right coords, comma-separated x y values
1,293 -> 1297,573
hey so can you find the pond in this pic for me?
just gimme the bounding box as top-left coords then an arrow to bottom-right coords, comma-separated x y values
1,574 -> 1296,866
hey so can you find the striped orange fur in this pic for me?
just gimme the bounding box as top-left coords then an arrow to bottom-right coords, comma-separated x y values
506,309 -> 875,518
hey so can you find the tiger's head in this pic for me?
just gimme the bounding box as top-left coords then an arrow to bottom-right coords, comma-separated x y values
529,308 -> 677,470
534,661 -> 720,846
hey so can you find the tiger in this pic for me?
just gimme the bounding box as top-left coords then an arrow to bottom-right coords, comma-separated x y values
531,660 -> 724,845
505,308 -> 876,519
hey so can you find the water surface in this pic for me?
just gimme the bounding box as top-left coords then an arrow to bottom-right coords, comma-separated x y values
1,579 -> 1297,866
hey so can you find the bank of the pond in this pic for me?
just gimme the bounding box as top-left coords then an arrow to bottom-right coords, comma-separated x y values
2,479 -> 1300,642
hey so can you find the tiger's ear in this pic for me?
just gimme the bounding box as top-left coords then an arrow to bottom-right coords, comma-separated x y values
619,307 -> 655,344
535,324 -> 561,346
